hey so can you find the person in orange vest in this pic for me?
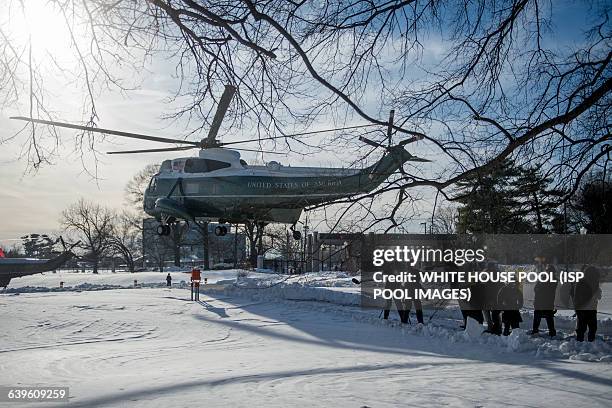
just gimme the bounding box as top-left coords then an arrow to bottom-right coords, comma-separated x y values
191,267 -> 201,300
191,268 -> 201,283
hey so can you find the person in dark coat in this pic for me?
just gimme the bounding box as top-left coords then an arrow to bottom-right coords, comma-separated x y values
531,264 -> 558,337
452,263 -> 484,328
166,273 -> 172,287
482,262 -> 503,335
572,266 -> 601,342
381,261 -> 408,323
403,266 -> 424,324
498,281 -> 523,336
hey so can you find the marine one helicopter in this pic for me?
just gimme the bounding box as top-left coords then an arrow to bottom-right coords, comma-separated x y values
12,85 -> 430,240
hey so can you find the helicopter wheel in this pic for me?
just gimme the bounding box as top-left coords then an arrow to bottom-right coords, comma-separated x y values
292,230 -> 301,240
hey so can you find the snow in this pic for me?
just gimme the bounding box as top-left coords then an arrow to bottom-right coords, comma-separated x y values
1,270 -> 611,407
4,269 -> 269,288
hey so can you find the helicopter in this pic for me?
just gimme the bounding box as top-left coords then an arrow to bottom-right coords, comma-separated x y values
12,85 -> 430,240
0,238 -> 78,288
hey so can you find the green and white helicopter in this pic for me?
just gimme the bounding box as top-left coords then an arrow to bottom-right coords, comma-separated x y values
12,86 -> 430,240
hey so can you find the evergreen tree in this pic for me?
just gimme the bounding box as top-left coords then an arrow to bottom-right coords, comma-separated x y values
574,173 -> 612,233
456,160 -> 525,233
511,168 -> 564,233
456,161 -> 562,233
21,234 -> 57,258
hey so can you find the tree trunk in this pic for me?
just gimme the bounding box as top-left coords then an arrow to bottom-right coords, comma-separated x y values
173,224 -> 181,267
244,222 -> 257,269
249,239 -> 257,269
533,192 -> 544,233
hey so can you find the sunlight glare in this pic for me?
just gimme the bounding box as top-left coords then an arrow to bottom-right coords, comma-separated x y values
5,0 -> 87,64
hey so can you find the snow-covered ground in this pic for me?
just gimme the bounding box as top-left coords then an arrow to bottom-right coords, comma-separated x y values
1,270 -> 611,407
3,269 -> 271,289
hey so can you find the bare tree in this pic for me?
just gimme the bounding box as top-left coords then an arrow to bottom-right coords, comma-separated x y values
431,205 -> 458,234
61,199 -> 114,273
3,1 -> 610,231
242,221 -> 264,268
142,221 -> 174,272
125,164 -> 160,211
107,211 -> 141,272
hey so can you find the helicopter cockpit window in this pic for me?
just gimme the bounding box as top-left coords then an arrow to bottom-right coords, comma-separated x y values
184,158 -> 231,173
240,159 -> 248,168
160,160 -> 172,172
148,177 -> 157,192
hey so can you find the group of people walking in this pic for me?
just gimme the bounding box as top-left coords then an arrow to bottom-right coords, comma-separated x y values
380,261 -> 603,342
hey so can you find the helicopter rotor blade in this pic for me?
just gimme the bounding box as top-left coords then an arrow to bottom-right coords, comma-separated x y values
406,156 -> 432,162
204,84 -> 236,145
220,123 -> 380,147
10,117 -> 201,146
106,146 -> 285,155
398,135 -> 424,146
232,147 -> 287,155
358,136 -> 385,149
360,135 -> 431,162
107,146 -> 198,155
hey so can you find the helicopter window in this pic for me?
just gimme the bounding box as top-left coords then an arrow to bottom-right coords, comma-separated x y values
205,159 -> 231,171
240,159 -> 248,167
160,160 -> 172,172
148,177 -> 157,192
184,158 -> 231,173
184,181 -> 199,194
184,159 -> 207,173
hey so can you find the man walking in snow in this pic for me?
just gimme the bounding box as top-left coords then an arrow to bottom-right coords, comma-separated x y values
498,281 -> 523,336
402,265 -> 424,324
382,261 -> 408,323
166,273 -> 172,287
531,263 -> 558,337
572,265 -> 601,342
482,262 -> 503,335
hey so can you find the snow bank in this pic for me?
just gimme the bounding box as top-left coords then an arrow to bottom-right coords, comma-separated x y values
2,269 -> 272,292
4,269 -> 611,362
203,274 -> 612,363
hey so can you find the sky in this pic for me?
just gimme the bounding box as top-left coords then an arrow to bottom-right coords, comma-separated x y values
0,0 -> 434,247
0,0 -> 601,248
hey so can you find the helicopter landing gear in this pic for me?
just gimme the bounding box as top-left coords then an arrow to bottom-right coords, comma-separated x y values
214,225 -> 228,236
156,224 -> 171,236
157,215 -> 176,236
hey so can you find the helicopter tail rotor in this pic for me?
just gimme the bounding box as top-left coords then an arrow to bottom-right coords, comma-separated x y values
359,135 -> 431,162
